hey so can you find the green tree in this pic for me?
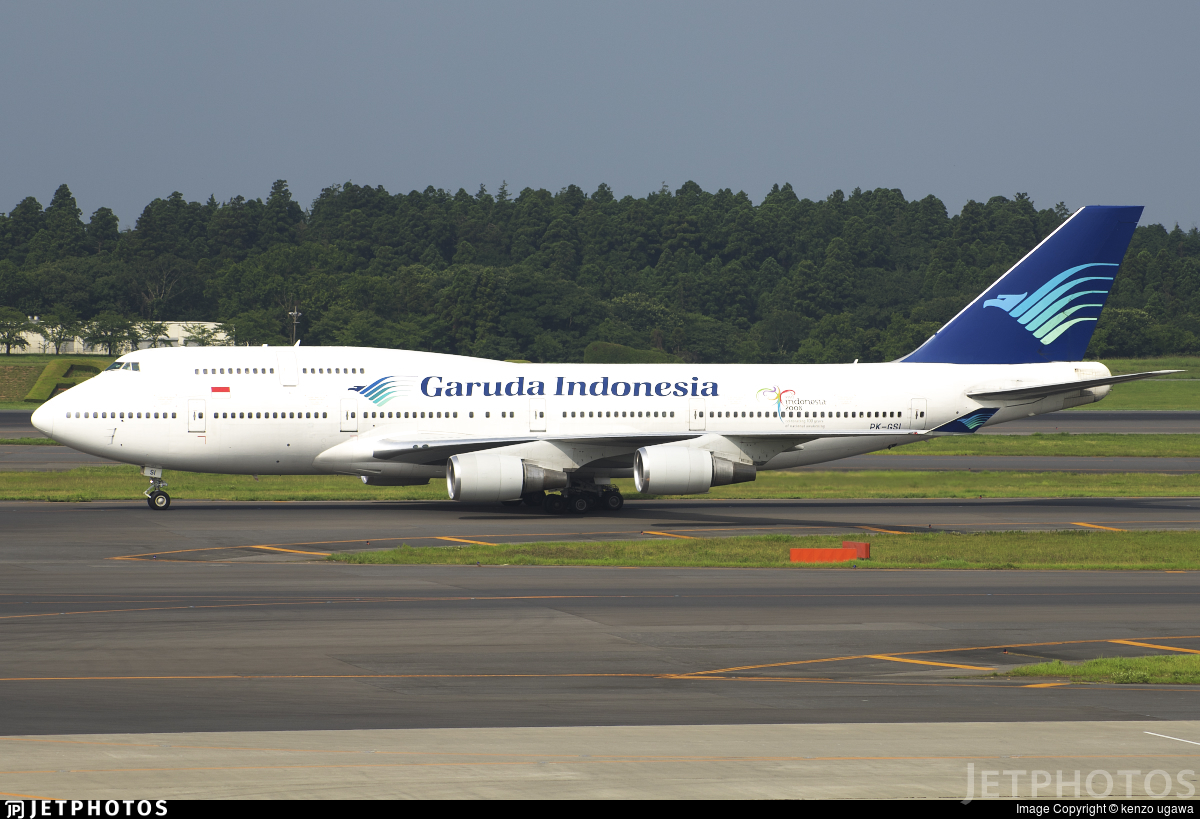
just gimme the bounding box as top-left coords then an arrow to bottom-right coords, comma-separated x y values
40,309 -> 82,354
83,312 -> 133,355
0,307 -> 32,355
135,320 -> 170,348
181,323 -> 229,347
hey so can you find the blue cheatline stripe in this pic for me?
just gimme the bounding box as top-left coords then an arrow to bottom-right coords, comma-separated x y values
1010,263 -> 1118,319
1042,317 -> 1099,345
1025,290 -> 1109,333
1018,277 -> 1114,327
1033,303 -> 1104,339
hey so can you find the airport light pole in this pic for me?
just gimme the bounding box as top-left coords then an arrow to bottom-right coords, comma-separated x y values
288,307 -> 302,345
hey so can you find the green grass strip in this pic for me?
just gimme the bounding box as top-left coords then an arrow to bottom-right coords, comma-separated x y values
1,437 -> 58,446
329,530 -> 1200,570
1004,654 -> 1200,685
886,433 -> 1200,457
2,465 -> 1200,501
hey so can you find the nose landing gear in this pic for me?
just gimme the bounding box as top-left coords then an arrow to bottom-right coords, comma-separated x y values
143,467 -> 170,510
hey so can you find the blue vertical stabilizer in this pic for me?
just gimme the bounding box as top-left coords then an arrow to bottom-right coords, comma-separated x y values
903,206 -> 1142,364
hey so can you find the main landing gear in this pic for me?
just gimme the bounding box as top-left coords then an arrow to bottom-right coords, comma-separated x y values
143,468 -> 170,510
539,481 -> 623,515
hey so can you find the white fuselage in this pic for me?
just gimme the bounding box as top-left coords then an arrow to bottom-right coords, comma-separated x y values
32,346 -> 1111,480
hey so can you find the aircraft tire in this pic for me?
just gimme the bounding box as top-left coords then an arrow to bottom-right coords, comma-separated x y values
566,495 -> 590,515
149,491 -> 171,510
542,493 -> 566,515
600,492 -> 624,512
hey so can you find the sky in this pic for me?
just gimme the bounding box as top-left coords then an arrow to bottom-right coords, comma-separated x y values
2,1 -> 1197,230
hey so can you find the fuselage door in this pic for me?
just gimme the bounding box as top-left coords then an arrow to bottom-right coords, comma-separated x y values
188,399 -> 206,433
529,398 -> 546,432
910,398 -> 928,430
277,350 -> 298,386
689,397 -> 706,431
340,398 -> 358,432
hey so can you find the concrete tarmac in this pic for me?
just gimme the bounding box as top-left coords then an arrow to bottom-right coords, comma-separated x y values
2,496 -> 1199,561
3,501 -> 1200,797
5,722 -> 1199,799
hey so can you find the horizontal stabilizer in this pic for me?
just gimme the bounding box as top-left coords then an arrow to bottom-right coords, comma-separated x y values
966,370 -> 1181,402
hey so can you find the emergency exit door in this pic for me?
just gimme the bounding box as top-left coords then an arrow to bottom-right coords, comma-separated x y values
910,398 -> 928,429
340,398 -> 358,432
529,398 -> 546,431
188,399 -> 206,432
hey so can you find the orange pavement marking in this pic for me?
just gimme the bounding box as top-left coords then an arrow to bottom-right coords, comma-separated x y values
643,531 -> 697,539
865,655 -> 993,671
1072,522 -> 1125,532
1110,640 -> 1200,654
859,526 -> 909,535
1023,682 -> 1070,688
435,537 -> 496,546
247,545 -> 331,557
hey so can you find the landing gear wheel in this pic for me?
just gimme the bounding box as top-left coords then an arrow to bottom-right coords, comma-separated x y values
566,495 -> 591,514
542,493 -> 566,514
523,491 -> 546,507
600,492 -> 624,512
501,499 -> 524,507
148,491 -> 171,510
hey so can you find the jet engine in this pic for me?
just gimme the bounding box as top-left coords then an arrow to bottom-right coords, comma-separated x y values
633,446 -> 756,495
446,453 -> 569,502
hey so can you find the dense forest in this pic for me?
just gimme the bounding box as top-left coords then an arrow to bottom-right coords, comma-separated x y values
1,180 -> 1198,362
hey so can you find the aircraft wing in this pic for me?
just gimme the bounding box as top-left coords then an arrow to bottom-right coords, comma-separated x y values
966,370 -> 1182,402
369,428 -> 939,465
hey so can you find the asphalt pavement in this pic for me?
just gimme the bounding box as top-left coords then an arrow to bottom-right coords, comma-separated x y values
3,496 -> 1199,797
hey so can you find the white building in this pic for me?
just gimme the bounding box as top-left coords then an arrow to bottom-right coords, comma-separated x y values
20,320 -> 230,355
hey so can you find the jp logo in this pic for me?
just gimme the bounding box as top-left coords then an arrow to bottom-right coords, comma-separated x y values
983,262 -> 1118,345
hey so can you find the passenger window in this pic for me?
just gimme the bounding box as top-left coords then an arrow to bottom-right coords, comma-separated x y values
194,369 -> 198,374
322,412 -> 327,418
171,412 -> 176,419
485,412 -> 490,418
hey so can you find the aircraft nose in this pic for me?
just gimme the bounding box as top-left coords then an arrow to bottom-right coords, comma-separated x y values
31,401 -> 54,438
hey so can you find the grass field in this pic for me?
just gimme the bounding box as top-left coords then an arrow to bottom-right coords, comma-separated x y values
6,431 -> 1198,457
1071,378 -> 1200,411
1003,654 -> 1200,684
328,530 -> 1200,570
0,366 -> 43,404
0,355 -> 115,407
2,464 -> 1199,501
884,433 -> 1200,457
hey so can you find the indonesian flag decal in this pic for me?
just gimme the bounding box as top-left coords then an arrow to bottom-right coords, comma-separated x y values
211,386 -> 230,393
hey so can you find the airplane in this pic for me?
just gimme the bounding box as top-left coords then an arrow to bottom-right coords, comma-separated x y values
31,205 -> 1178,513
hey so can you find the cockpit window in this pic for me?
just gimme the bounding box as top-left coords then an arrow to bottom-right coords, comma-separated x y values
130,362 -> 140,371
105,362 -> 123,371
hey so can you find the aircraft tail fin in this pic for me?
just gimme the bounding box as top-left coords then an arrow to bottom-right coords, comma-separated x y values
903,205 -> 1143,364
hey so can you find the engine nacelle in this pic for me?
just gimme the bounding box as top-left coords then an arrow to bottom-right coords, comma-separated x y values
633,446 -> 756,495
446,453 -> 569,502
